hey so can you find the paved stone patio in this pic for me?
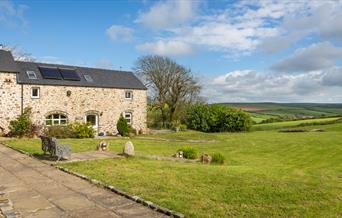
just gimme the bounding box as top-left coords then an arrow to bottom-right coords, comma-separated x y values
0,144 -> 167,218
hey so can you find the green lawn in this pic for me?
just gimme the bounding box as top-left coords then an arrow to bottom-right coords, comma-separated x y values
3,138 -> 108,154
3,122 -> 342,217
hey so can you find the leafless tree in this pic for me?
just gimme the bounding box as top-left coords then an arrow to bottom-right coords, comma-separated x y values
0,44 -> 35,62
135,55 -> 201,126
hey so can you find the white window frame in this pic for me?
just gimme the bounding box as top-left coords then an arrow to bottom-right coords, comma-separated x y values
31,87 -> 40,99
45,114 -> 68,126
124,112 -> 132,125
26,71 -> 37,80
125,90 -> 133,100
84,74 -> 93,82
85,114 -> 99,130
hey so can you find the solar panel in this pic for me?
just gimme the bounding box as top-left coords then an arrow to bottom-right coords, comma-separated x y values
59,68 -> 81,81
39,67 -> 62,80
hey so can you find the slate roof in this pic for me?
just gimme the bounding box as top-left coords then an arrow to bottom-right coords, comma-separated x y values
15,61 -> 147,90
0,50 -> 146,90
0,50 -> 19,73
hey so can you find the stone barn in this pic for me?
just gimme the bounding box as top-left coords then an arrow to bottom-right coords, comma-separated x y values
0,50 -> 147,135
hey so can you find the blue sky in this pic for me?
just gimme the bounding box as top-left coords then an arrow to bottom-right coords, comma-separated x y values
1,0 -> 342,102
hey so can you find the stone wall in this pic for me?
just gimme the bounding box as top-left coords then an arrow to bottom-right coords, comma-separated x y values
23,85 -> 147,134
0,72 -> 147,135
0,72 -> 21,134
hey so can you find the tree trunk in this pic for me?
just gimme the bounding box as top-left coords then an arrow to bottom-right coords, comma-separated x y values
169,106 -> 176,123
160,108 -> 168,128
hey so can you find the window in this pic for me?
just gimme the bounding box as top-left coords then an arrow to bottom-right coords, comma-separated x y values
31,87 -> 40,99
125,91 -> 133,99
45,114 -> 68,126
84,74 -> 93,82
59,68 -> 81,81
124,112 -> 132,125
39,67 -> 62,80
86,114 -> 98,129
26,71 -> 37,80
39,66 -> 83,81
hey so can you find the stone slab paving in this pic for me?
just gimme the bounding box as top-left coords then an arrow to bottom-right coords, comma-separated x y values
0,191 -> 20,218
0,144 -> 168,218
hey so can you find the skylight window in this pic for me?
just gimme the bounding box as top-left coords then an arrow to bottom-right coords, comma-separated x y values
84,74 -> 93,82
39,67 -> 62,80
59,68 -> 81,81
26,71 -> 37,80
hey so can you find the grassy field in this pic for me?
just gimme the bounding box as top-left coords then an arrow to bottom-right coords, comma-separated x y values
252,117 -> 342,131
224,103 -> 342,123
3,120 -> 342,217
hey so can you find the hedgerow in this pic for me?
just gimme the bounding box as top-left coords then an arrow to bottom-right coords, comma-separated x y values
185,104 -> 252,132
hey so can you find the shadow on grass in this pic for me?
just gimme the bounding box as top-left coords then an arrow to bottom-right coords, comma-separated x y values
32,153 -> 58,161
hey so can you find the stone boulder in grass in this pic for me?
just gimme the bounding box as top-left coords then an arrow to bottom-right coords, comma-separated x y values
123,141 -> 135,156
200,154 -> 212,164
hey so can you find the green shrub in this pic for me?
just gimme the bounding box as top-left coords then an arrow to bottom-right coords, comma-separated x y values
211,152 -> 225,164
9,107 -> 32,137
179,124 -> 187,131
70,122 -> 95,138
44,122 -> 94,139
185,104 -> 252,133
171,120 -> 187,132
29,124 -> 43,138
44,125 -> 75,139
117,115 -> 130,136
218,108 -> 253,132
179,147 -> 198,159
185,104 -> 212,132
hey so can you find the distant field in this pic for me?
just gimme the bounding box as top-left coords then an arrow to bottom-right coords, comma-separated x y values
223,103 -> 342,123
252,117 -> 342,131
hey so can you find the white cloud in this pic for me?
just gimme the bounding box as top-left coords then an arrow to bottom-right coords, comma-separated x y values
132,0 -> 342,101
322,67 -> 342,87
260,31 -> 309,53
271,42 -> 342,72
260,2 -> 342,53
204,68 -> 342,103
136,0 -> 199,29
135,0 -> 337,56
106,25 -> 134,42
174,20 -> 279,54
137,40 -> 194,56
0,0 -> 28,27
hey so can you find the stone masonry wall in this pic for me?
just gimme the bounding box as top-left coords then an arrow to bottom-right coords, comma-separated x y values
22,85 -> 147,134
0,73 -> 22,134
0,72 -> 147,135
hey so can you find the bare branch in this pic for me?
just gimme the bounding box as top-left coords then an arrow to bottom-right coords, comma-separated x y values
134,55 -> 201,125
1,44 -> 35,62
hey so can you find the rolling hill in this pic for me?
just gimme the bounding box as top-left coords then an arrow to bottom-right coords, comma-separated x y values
223,103 -> 342,123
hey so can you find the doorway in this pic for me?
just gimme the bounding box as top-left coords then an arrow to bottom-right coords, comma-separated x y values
85,114 -> 98,131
